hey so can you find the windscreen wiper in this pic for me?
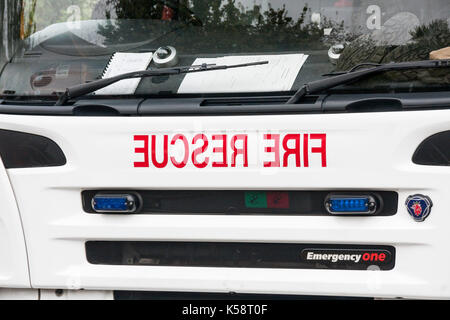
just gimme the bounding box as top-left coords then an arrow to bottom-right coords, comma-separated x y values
287,59 -> 450,104
55,61 -> 269,106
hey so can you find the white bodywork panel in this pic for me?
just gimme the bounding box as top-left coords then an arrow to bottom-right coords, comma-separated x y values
0,109 -> 449,299
0,156 -> 30,288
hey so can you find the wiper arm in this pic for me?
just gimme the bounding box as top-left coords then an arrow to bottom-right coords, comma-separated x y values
287,59 -> 450,104
55,61 -> 269,106
321,63 -> 383,77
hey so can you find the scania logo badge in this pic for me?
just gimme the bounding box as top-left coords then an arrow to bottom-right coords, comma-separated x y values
405,194 -> 433,222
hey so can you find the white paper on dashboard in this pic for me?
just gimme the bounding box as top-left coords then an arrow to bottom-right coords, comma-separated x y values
178,54 -> 308,93
95,52 -> 153,95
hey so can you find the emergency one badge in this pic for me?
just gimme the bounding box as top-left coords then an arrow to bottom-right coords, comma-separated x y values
405,194 -> 433,222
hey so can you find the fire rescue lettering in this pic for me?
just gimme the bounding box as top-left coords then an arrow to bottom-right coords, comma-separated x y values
133,133 -> 327,169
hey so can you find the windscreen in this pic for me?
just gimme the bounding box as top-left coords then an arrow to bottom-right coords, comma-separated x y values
0,0 -> 449,97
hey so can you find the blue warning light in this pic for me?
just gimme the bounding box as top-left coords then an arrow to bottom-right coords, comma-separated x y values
92,194 -> 138,213
326,195 -> 377,214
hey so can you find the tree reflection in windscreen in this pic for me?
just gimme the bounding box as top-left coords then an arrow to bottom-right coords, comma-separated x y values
1,0 -> 449,87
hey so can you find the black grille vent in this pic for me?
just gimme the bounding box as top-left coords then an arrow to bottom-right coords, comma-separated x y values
0,130 -> 66,168
413,131 -> 450,166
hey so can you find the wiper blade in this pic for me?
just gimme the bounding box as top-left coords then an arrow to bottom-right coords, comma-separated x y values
287,60 -> 450,104
55,61 -> 269,106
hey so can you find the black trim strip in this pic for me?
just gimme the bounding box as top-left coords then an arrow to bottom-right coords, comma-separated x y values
86,242 -> 396,270
0,91 -> 449,116
82,190 -> 398,216
114,291 -> 371,300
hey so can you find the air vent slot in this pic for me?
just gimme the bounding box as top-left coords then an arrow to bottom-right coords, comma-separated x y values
73,105 -> 120,116
200,96 -> 314,106
23,51 -> 43,58
345,99 -> 403,112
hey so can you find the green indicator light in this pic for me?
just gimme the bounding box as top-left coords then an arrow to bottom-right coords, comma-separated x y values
245,192 -> 268,208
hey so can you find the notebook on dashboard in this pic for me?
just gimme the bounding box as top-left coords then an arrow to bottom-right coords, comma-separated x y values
95,52 -> 153,95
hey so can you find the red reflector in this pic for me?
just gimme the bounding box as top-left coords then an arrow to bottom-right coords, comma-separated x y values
267,192 -> 290,209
